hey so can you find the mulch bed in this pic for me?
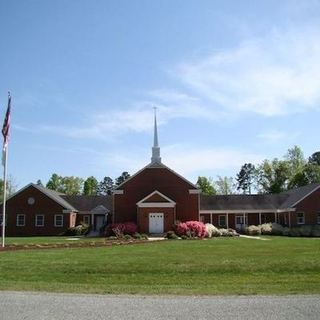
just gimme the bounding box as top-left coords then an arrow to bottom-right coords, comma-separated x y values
0,239 -> 155,252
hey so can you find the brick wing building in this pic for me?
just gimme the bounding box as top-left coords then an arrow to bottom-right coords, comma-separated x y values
1,113 -> 320,236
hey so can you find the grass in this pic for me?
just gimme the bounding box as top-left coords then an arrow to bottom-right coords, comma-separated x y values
4,236 -> 107,245
0,237 -> 319,295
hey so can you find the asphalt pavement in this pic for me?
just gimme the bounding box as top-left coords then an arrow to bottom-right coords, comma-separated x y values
0,291 -> 319,320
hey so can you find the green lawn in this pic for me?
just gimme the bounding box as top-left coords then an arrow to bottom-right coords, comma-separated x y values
4,236 -> 106,245
0,237 -> 319,295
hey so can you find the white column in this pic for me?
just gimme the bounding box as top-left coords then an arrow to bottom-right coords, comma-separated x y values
226,213 -> 229,229
210,213 -> 212,224
274,211 -> 277,223
259,212 -> 262,225
91,214 -> 94,230
288,212 -> 291,228
243,212 -> 246,230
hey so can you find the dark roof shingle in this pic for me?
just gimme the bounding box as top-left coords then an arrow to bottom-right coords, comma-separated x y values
61,195 -> 112,213
200,183 -> 320,211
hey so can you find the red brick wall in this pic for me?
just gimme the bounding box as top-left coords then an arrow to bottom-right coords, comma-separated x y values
114,167 -> 199,225
144,193 -> 170,202
137,207 -> 174,233
3,185 -> 72,236
292,188 -> 320,226
200,212 -> 277,229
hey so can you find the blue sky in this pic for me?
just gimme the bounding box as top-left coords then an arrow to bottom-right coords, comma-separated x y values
1,0 -> 320,188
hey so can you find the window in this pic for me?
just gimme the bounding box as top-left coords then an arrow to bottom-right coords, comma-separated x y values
200,214 -> 210,224
219,215 -> 226,227
35,215 -> 44,227
317,213 -> 320,225
16,214 -> 25,227
27,197 -> 35,205
54,215 -> 63,227
297,212 -> 305,225
83,215 -> 90,225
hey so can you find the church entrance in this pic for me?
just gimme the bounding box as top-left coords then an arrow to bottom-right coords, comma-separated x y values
149,213 -> 164,234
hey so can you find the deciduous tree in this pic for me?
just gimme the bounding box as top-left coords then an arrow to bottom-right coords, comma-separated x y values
83,176 -> 98,195
196,176 -> 216,195
257,159 -> 289,193
214,176 -> 236,195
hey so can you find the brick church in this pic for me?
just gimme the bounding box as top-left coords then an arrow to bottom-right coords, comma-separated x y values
113,114 -> 200,233
2,113 -> 320,236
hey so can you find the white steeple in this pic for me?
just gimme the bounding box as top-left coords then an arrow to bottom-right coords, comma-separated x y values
151,107 -> 161,164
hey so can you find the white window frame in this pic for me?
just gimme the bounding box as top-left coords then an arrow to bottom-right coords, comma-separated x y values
35,214 -> 44,227
54,214 -> 64,227
218,215 -> 226,227
317,213 -> 320,225
297,212 -> 305,225
16,214 -> 26,227
83,215 -> 90,225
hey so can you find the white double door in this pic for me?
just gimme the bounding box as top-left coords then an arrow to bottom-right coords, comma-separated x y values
235,215 -> 247,230
149,213 -> 164,234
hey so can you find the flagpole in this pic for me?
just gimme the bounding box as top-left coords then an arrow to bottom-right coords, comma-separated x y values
1,143 -> 8,248
1,92 -> 11,248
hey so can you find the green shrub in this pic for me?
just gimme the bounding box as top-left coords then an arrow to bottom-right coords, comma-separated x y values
300,225 -> 312,237
181,235 -> 188,240
140,233 -> 149,240
107,236 -> 118,241
311,225 -> 320,237
288,227 -> 301,237
133,232 -> 142,239
282,227 -> 290,236
63,223 -> 90,236
271,223 -> 284,235
166,231 -> 179,239
124,234 -> 133,241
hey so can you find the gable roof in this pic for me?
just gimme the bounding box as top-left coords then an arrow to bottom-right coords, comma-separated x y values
200,193 -> 288,211
116,161 -> 198,190
200,183 -> 320,211
5,183 -> 77,211
279,183 -> 320,209
61,195 -> 112,213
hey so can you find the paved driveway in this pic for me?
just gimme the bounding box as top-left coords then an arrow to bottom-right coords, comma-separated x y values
0,291 -> 319,320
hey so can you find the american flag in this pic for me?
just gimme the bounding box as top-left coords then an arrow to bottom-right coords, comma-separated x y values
2,94 -> 11,148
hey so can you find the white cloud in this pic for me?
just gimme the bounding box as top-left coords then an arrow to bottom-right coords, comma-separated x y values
21,26 -> 320,140
163,145 -> 264,177
99,144 -> 265,182
176,27 -> 320,116
258,129 -> 300,143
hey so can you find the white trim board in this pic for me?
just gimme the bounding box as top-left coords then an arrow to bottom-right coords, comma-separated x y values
200,208 -> 296,214
137,190 -> 176,206
138,203 -> 175,208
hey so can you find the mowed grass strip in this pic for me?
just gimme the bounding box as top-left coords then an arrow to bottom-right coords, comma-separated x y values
0,237 -> 319,295
4,236 -> 106,245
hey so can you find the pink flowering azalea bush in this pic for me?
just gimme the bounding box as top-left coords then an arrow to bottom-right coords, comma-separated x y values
105,222 -> 138,237
176,221 -> 206,238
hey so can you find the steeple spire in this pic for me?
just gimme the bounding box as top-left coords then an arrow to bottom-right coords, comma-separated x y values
151,107 -> 161,164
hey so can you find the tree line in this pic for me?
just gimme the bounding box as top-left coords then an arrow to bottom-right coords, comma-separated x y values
197,146 -> 320,195
37,171 -> 131,196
